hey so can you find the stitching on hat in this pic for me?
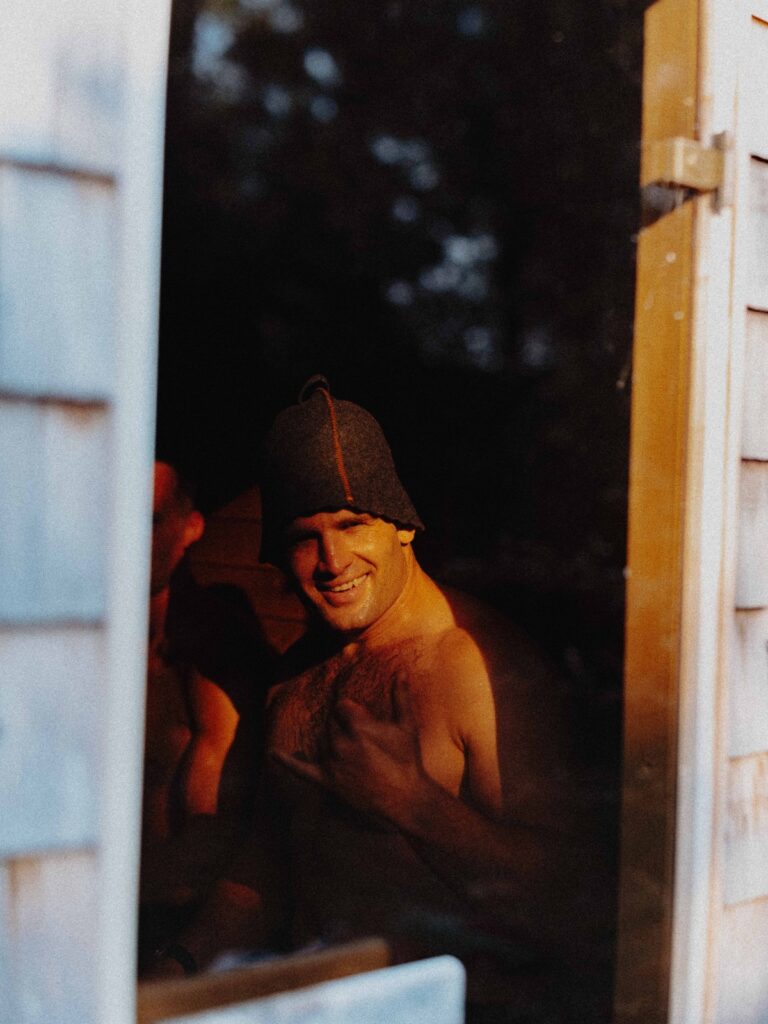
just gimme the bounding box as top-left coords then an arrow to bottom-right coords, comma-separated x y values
319,388 -> 354,505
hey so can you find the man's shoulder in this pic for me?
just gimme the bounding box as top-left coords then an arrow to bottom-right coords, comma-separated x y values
433,583 -> 557,682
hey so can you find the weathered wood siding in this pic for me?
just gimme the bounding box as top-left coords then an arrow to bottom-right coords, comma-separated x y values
0,0 -> 170,1022
715,8 -> 768,1023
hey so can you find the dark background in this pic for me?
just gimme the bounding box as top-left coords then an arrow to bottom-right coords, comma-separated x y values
157,0 -> 644,1001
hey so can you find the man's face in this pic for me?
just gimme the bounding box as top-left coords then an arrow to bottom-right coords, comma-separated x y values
150,463 -> 203,595
284,510 -> 415,635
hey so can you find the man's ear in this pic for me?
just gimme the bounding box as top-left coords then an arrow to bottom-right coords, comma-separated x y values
182,509 -> 205,550
396,528 -> 416,547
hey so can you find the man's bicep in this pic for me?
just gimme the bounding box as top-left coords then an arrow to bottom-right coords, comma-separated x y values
444,645 -> 506,818
453,642 -> 569,830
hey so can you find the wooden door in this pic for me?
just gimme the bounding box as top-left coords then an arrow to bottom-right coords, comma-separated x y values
617,1 -> 768,1022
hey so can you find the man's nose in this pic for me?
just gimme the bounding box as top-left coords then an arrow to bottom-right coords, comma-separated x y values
317,532 -> 352,576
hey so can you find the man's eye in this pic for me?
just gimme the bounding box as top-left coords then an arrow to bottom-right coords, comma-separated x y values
340,519 -> 370,531
286,533 -> 313,548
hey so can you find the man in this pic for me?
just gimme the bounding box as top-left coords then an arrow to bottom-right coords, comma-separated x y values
168,379 -> 603,1017
139,461 -> 250,974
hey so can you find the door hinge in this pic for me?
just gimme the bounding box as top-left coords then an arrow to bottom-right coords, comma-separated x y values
643,135 -> 727,195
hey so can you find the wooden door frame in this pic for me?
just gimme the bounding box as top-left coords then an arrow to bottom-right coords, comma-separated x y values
615,0 -> 744,1020
97,2 -> 172,1021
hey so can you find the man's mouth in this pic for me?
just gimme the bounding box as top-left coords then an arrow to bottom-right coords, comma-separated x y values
324,574 -> 367,594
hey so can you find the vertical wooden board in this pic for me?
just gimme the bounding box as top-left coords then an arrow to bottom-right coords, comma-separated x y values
745,158 -> 768,312
743,17 -> 768,161
0,166 -> 115,399
716,898 -> 768,1024
725,754 -> 768,904
0,402 -> 109,621
735,460 -> 768,609
0,864 -> 19,1024
0,628 -> 103,855
0,0 -> 123,172
616,0 -> 698,1013
729,608 -> 768,757
742,310 -> 768,458
2,852 -> 99,1024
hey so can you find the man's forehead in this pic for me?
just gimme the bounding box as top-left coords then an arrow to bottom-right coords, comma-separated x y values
287,509 -> 378,530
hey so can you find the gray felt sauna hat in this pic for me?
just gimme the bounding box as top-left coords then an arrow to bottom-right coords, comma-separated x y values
259,375 -> 424,564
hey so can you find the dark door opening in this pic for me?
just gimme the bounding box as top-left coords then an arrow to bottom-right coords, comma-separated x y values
152,2 -> 643,1019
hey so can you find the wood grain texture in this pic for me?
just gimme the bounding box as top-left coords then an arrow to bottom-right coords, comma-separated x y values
735,460 -> 768,609
716,898 -> 768,1024
725,754 -> 768,904
0,401 -> 109,622
0,0 -> 123,172
137,940 -> 391,1024
154,957 -> 463,1024
729,608 -> 768,757
0,627 -> 103,856
2,852 -> 99,1024
0,166 -> 115,400
615,0 -> 699,1018
746,158 -> 768,312
741,310 -> 768,459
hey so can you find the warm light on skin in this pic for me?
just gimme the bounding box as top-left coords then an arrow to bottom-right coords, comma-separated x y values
150,462 -> 204,595
284,509 -> 416,636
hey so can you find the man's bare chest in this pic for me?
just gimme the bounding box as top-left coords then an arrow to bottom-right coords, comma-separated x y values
268,645 -> 418,760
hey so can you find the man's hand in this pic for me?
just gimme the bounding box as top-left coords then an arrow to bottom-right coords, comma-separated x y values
273,678 -> 432,824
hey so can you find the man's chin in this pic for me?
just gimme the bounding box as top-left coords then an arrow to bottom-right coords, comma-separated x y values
316,600 -> 372,635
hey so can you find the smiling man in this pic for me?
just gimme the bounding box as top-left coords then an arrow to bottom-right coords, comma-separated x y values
254,379 -> 597,1004
164,379 -> 602,1019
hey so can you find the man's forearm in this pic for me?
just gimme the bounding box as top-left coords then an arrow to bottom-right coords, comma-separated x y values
391,777 -> 576,946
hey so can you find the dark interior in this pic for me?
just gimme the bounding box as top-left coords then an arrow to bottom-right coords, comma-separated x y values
156,0 -> 644,1017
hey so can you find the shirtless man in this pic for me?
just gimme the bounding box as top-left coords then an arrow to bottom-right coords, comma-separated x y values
168,381 -> 601,1015
261,378 -> 586,972
139,461 -> 244,974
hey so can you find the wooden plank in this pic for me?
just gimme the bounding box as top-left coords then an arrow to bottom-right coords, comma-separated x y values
187,958 -> 462,1024
0,0 -> 123,173
3,851 -> 99,1024
745,158 -> 768,311
144,956 -> 462,1024
0,627 -> 103,855
615,0 -> 699,1019
192,519 -> 263,569
729,609 -> 768,757
0,401 -> 108,622
137,939 -> 391,1024
0,166 -> 115,400
743,17 -> 768,161
716,898 -> 768,1024
0,864 -> 19,1023
742,310 -> 768,458
212,487 -> 263,523
189,561 -> 304,619
735,460 -> 768,609
725,754 -> 768,904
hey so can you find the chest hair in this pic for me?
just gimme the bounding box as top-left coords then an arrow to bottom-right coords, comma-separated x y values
269,638 -> 429,759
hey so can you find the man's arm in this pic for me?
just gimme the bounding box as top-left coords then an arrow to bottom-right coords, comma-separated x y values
274,635 -> 588,949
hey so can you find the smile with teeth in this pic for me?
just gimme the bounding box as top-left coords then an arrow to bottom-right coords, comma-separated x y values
325,574 -> 367,593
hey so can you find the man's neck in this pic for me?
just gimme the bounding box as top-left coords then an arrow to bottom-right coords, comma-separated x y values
341,554 -> 448,653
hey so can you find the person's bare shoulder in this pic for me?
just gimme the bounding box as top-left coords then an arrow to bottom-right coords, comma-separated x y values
431,585 -> 577,824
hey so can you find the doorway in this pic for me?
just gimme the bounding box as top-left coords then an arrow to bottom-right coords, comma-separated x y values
152,2 -> 645,1019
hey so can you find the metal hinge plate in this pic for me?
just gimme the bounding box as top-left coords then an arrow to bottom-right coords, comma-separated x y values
643,135 -> 726,193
